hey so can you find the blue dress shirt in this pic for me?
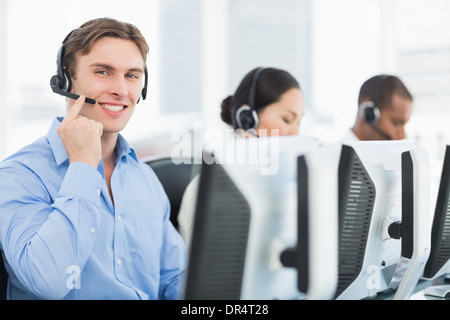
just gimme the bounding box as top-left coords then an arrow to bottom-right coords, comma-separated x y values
0,117 -> 188,300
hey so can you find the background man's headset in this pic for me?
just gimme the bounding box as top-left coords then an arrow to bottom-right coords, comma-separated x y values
359,75 -> 393,140
50,31 -> 148,105
235,67 -> 267,132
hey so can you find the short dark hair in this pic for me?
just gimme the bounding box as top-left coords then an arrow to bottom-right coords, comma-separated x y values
221,67 -> 301,128
358,75 -> 413,109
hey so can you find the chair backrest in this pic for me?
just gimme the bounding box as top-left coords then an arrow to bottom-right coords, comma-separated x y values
145,156 -> 199,230
0,251 -> 7,300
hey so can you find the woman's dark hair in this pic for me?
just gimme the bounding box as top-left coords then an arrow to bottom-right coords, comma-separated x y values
221,67 -> 301,129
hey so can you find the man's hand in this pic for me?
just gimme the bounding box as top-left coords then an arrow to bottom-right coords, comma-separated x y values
57,95 -> 103,169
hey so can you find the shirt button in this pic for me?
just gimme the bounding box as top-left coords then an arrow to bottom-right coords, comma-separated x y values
117,259 -> 122,265
97,189 -> 101,196
117,215 -> 122,222
90,228 -> 96,234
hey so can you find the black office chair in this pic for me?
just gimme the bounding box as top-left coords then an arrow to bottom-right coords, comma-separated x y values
0,251 -> 7,300
145,156 -> 199,230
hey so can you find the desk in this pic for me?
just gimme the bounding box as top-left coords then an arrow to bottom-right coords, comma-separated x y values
410,282 -> 450,300
368,276 -> 450,300
417,275 -> 450,300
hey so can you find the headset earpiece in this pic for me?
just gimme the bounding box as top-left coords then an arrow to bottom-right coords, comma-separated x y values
137,67 -> 148,104
359,75 -> 392,126
358,75 -> 395,140
50,69 -> 72,93
236,106 -> 259,130
53,32 -> 72,91
359,101 -> 380,125
235,67 -> 266,131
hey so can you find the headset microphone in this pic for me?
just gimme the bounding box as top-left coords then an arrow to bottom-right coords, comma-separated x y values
50,76 -> 96,104
369,123 -> 392,140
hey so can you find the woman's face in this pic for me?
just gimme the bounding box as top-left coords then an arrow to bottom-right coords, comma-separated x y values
256,88 -> 304,136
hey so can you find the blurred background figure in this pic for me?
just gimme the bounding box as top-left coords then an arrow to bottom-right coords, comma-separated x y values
178,66 -> 306,249
343,74 -> 413,142
342,74 -> 415,290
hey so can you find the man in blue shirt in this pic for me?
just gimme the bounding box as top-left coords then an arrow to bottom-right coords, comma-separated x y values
0,17 -> 188,300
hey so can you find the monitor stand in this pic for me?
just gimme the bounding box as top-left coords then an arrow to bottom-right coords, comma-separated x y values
424,285 -> 450,298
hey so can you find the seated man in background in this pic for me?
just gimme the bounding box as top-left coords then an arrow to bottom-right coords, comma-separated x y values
343,74 -> 414,290
344,74 -> 413,142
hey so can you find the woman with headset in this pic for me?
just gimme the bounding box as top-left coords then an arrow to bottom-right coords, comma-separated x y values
177,66 -> 305,249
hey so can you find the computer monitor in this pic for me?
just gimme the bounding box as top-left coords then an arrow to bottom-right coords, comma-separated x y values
392,148 -> 431,300
333,140 -> 420,300
182,135 -> 319,300
421,145 -> 450,298
281,143 -> 340,300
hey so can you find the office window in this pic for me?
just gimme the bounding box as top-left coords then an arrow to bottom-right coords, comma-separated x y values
159,0 -> 203,114
228,0 -> 313,109
395,0 -> 450,115
3,0 -> 161,158
392,0 -> 450,185
3,0 -> 448,161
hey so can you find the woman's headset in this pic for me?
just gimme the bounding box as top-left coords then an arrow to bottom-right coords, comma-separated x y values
235,67 -> 267,131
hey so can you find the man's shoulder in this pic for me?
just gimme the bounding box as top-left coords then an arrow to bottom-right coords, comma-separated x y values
0,136 -> 53,170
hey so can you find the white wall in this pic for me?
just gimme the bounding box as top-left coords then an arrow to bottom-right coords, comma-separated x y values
309,0 -> 382,144
201,0 -> 229,134
3,0 -> 450,159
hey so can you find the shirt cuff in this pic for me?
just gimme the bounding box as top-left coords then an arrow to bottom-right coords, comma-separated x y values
59,162 -> 103,203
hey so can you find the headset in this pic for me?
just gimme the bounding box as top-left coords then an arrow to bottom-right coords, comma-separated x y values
359,75 -> 393,140
359,75 -> 392,125
235,67 -> 267,131
50,31 -> 148,105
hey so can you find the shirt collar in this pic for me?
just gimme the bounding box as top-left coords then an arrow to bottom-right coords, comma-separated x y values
47,117 -> 139,166
47,117 -> 68,166
342,128 -> 361,142
116,133 -> 139,163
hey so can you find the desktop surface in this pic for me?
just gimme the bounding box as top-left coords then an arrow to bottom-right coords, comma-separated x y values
370,275 -> 450,300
